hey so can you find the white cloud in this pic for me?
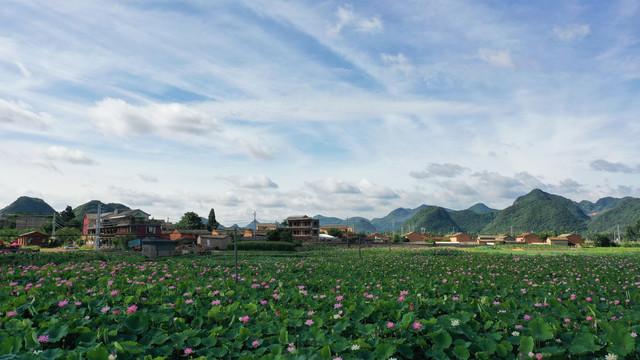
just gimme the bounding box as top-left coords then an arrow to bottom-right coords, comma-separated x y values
235,138 -> 276,161
552,24 -> 590,41
478,49 -> 514,68
138,174 -> 159,183
410,163 -> 468,179
89,98 -> 220,138
308,178 -> 360,195
590,159 -> 639,173
328,5 -> 382,36
381,53 -> 413,75
14,62 -> 31,78
357,179 -> 399,199
0,98 -> 51,130
233,175 -> 279,189
42,146 -> 95,166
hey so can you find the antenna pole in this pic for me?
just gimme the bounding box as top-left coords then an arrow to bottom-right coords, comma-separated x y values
94,204 -> 101,251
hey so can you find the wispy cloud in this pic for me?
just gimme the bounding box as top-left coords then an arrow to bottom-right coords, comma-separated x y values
410,163 -> 469,179
590,159 -> 639,173
0,98 -> 51,130
232,175 -> 279,189
477,49 -> 514,68
552,24 -> 590,41
328,4 -> 383,36
44,146 -> 95,165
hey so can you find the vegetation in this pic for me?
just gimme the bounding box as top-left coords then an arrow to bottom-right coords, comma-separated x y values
174,212 -> 205,230
402,206 -> 458,235
226,240 -> 296,251
266,229 -> 293,243
588,199 -> 640,233
1,249 -> 639,358
0,196 -> 55,215
448,210 -> 495,235
206,208 -> 220,231
72,200 -> 130,219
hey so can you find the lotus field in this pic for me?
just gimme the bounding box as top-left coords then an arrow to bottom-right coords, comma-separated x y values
1,249 -> 640,359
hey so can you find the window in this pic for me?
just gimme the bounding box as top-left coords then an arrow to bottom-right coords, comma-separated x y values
148,227 -> 156,234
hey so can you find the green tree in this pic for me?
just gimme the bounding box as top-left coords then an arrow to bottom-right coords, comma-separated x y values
625,218 -> 640,241
327,228 -> 344,240
280,229 -> 293,243
207,208 -> 219,231
66,217 -> 83,230
54,227 -> 82,246
266,229 -> 280,242
174,212 -> 205,230
593,234 -> 615,247
59,205 -> 76,223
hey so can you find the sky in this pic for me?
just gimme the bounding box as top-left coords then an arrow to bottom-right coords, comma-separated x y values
1,0 -> 639,226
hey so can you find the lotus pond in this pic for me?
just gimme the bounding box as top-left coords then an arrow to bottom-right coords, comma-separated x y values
1,248 -> 640,359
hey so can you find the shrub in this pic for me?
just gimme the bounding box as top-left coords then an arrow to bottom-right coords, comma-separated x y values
226,241 -> 296,251
593,234 -> 615,247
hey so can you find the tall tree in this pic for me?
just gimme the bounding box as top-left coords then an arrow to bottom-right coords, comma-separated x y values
59,205 -> 76,223
174,212 -> 205,230
207,208 -> 219,231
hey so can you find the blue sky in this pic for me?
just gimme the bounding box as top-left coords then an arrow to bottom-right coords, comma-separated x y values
1,0 -> 639,226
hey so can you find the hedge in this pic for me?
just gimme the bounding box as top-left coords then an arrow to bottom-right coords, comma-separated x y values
226,241 -> 297,251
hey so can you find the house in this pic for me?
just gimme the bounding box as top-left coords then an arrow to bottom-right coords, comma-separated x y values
477,235 -> 505,245
140,238 -> 177,258
370,233 -> 392,243
548,233 -> 584,246
169,229 -> 211,242
496,234 -> 515,242
286,215 -> 320,242
197,234 -> 232,250
516,233 -> 543,244
320,224 -> 354,236
17,231 -> 49,246
83,209 -> 162,246
404,232 -> 428,242
449,233 -> 474,243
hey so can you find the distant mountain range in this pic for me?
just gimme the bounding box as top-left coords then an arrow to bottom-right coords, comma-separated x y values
2,189 -> 640,235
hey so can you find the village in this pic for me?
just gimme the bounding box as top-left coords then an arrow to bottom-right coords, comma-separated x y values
8,207 -> 585,257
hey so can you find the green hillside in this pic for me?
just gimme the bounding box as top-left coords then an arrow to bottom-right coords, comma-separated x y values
403,206 -> 459,235
73,201 -> 131,219
578,197 -> 633,215
313,215 -> 344,226
467,203 -> 498,214
348,217 -> 377,233
513,189 -> 589,221
449,210 -> 496,235
0,196 -> 55,215
370,205 -> 428,232
587,198 -> 640,233
482,190 -> 589,234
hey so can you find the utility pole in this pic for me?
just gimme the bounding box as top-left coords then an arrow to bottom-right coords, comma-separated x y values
94,204 -> 101,251
51,212 -> 57,244
253,211 -> 257,237
234,228 -> 239,284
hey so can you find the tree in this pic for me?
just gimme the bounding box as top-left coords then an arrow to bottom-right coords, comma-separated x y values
625,218 -> 640,241
59,205 -> 75,223
174,212 -> 205,230
593,234 -> 615,247
327,228 -> 344,240
54,227 -> 82,246
207,208 -> 219,231
266,229 -> 280,242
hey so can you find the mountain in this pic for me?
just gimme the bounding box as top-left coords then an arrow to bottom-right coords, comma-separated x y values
449,210 -> 496,234
467,203 -> 498,214
245,220 -> 258,230
73,201 -> 131,219
402,206 -> 459,235
370,205 -> 429,232
0,196 -> 55,215
347,217 -> 377,233
578,197 -> 633,216
481,189 -> 589,234
587,198 -> 640,233
313,215 -> 344,226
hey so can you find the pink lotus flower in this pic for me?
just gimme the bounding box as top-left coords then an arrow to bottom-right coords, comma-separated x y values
6,311 -> 17,317
413,322 -> 422,330
211,300 -> 221,306
252,340 -> 260,346
58,300 -> 69,307
126,305 -> 138,313
305,319 -> 314,326
110,290 -> 118,296
37,335 -> 50,343
101,306 -> 111,313
524,315 -> 531,320
240,315 -> 250,323
184,348 -> 193,355
387,322 -> 394,328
